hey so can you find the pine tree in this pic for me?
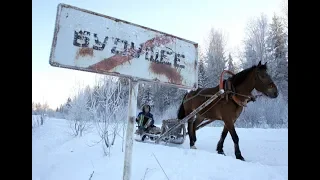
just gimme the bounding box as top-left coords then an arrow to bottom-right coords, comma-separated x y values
227,53 -> 235,72
198,57 -> 208,88
66,97 -> 72,107
242,42 -> 257,69
59,104 -> 64,113
266,14 -> 288,101
205,28 -> 227,87
141,85 -> 154,108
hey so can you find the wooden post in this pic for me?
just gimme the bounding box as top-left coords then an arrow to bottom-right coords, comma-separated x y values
123,79 -> 139,180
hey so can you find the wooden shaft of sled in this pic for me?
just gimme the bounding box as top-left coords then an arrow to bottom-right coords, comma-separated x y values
186,119 -> 214,134
155,89 -> 225,144
123,79 -> 139,180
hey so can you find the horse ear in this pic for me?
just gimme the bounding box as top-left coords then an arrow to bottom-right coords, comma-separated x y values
264,62 -> 267,66
258,61 -> 262,66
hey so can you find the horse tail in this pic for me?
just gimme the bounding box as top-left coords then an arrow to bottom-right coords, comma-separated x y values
177,93 -> 188,120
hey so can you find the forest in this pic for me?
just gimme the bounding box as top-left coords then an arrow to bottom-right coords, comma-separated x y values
33,3 -> 288,129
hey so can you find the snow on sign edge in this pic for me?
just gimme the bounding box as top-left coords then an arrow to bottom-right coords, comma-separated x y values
49,3 -> 199,90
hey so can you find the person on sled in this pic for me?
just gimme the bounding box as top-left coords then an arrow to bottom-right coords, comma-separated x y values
136,104 -> 155,134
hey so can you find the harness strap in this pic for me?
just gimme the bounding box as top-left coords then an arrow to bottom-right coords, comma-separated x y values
184,70 -> 258,108
199,97 -> 222,117
224,80 -> 229,101
232,96 -> 249,107
219,70 -> 253,107
223,79 -> 236,102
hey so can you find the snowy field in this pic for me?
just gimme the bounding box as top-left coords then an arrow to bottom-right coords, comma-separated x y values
32,118 -> 288,180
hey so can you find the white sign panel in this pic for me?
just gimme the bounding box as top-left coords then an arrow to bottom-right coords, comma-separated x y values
49,4 -> 198,89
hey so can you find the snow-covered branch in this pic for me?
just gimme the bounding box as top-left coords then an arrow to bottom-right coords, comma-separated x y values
66,86 -> 93,137
88,76 -> 127,156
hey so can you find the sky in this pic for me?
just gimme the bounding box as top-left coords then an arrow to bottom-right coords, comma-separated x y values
32,0 -> 284,109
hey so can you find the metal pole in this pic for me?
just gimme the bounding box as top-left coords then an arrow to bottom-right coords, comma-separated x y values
123,78 -> 139,180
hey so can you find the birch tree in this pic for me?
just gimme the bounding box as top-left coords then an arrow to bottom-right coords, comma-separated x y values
242,14 -> 269,69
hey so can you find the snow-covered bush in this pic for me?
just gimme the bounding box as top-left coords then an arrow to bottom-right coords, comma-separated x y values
237,93 -> 288,128
66,87 -> 93,137
89,76 -> 127,156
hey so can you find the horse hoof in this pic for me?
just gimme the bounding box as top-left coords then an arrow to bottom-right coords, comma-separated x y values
237,156 -> 245,161
217,151 -> 226,156
190,145 -> 197,149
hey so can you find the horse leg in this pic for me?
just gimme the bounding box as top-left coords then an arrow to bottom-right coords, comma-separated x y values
188,116 -> 197,149
216,125 -> 228,156
225,122 -> 245,161
193,115 -> 205,143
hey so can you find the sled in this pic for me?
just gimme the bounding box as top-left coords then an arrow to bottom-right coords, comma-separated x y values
134,88 -> 225,145
134,118 -> 186,144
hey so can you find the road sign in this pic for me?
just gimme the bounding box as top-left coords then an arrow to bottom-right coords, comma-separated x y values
49,4 -> 198,90
49,3 -> 198,180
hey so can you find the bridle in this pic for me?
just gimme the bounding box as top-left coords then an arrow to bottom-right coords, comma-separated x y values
255,70 -> 276,91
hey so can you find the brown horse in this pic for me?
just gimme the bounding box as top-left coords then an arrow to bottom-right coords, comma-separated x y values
177,61 -> 278,161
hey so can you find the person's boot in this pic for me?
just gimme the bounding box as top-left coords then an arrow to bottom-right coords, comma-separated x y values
141,135 -> 146,141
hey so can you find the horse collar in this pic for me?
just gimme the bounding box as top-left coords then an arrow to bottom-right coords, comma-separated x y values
232,96 -> 248,107
223,79 -> 249,107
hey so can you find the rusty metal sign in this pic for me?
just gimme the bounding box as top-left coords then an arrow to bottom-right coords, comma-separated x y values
49,3 -> 198,90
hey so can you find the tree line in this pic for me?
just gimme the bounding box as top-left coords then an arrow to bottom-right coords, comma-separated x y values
35,2 -> 288,129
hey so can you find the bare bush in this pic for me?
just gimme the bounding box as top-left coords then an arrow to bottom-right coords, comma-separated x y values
66,87 -> 93,137
89,76 -> 127,156
32,115 -> 42,129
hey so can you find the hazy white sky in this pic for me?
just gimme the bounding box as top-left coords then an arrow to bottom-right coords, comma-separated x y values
32,0 -> 284,109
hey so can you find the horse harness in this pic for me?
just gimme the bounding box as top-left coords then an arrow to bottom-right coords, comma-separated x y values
221,79 -> 253,107
183,70 -> 255,109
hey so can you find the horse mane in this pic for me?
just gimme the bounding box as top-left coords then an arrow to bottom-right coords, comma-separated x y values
229,64 -> 267,86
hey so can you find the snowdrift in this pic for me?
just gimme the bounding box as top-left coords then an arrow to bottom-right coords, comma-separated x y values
32,118 -> 288,180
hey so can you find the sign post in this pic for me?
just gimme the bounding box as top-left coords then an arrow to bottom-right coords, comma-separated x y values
49,3 -> 198,180
123,79 -> 138,180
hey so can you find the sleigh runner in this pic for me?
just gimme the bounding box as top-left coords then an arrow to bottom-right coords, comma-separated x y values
134,119 -> 187,144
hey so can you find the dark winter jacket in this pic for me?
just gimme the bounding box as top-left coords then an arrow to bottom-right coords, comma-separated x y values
136,105 -> 154,126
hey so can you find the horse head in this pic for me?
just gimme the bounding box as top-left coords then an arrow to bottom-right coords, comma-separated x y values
253,61 -> 278,98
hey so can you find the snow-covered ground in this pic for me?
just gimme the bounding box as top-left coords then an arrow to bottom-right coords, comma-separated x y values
32,118 -> 288,180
